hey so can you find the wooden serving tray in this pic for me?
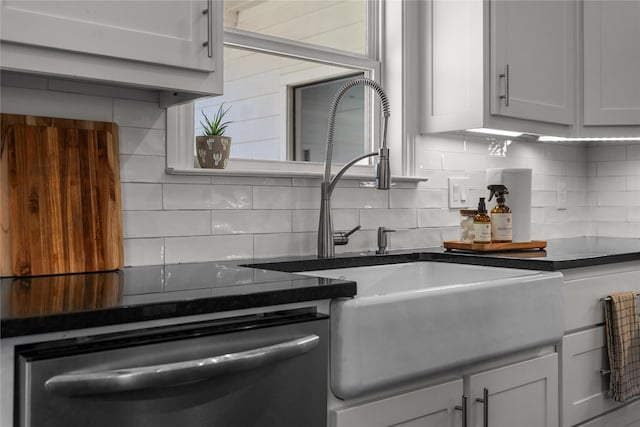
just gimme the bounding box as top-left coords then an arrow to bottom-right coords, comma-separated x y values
443,240 -> 547,253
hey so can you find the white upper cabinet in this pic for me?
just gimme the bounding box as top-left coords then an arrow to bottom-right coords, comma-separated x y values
491,0 -> 574,125
0,0 -> 223,107
583,0 -> 640,126
421,0 -> 575,137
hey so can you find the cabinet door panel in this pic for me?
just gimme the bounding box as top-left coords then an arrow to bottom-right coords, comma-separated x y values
468,353 -> 558,427
0,1 -> 218,72
491,0 -> 574,124
584,1 -> 640,125
331,379 -> 463,427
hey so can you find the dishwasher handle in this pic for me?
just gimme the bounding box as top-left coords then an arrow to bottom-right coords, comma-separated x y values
45,334 -> 319,397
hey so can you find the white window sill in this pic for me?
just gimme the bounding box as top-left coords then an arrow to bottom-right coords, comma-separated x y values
167,163 -> 427,183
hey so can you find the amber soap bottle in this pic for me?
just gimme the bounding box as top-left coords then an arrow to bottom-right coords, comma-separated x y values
473,197 -> 492,243
488,185 -> 512,243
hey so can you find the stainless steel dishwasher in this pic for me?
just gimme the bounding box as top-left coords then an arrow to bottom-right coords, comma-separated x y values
15,308 -> 328,427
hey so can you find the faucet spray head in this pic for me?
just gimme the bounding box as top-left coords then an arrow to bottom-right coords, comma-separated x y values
376,147 -> 391,190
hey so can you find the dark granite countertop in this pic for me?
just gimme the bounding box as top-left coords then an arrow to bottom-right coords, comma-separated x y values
0,262 -> 356,338
2,237 -> 639,338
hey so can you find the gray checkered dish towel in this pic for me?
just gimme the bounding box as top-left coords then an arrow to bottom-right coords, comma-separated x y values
604,291 -> 640,402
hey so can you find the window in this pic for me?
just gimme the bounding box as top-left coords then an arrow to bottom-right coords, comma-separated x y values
293,73 -> 366,163
167,0 -> 392,176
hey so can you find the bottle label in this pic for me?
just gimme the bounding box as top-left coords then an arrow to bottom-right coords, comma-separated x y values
491,213 -> 512,241
473,223 -> 491,243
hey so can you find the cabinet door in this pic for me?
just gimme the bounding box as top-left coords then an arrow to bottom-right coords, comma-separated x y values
468,353 -> 559,427
331,379 -> 464,427
491,0 -> 574,125
583,1 -> 640,125
576,399 -> 640,427
0,0 -> 219,72
562,327 -> 625,427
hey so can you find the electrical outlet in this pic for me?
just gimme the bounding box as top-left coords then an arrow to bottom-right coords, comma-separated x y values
556,181 -> 567,210
449,177 -> 469,208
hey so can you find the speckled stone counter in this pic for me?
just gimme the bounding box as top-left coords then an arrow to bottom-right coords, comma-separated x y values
2,237 -> 638,338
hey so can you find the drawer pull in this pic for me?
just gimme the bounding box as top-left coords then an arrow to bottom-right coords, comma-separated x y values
475,388 -> 489,427
455,395 -> 468,427
600,369 -> 611,376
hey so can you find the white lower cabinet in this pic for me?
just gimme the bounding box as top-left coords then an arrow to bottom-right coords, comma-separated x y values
331,379 -> 464,427
562,327 -> 623,427
561,262 -> 640,427
331,353 -> 559,427
576,399 -> 640,427
468,353 -> 559,427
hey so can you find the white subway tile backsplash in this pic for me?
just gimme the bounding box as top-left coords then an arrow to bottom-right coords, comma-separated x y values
588,207 -> 627,222
588,176 -> 628,192
165,235 -> 253,263
291,209 -> 319,233
123,210 -> 211,238
212,210 -> 291,234
253,233 -> 315,259
1,85 -> 113,121
532,191 -> 556,207
254,186 -> 319,210
418,209 -> 459,228
113,99 -> 166,129
291,209 -> 360,233
334,229 -> 379,254
391,228 -> 443,249
119,127 -> 165,156
123,238 -> 165,266
163,184 -> 252,210
390,189 -> 445,209
628,145 -> 640,160
628,209 -> 640,222
6,82 -> 639,266
588,145 -> 627,162
214,176 -> 292,186
415,150 -> 443,170
331,187 -> 389,209
120,155 -> 212,184
121,183 -> 163,211
598,160 -> 640,176
360,209 -> 417,230
595,222 -> 640,238
597,191 -> 628,207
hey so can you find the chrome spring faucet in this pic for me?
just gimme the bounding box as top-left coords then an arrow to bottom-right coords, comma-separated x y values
318,78 -> 391,258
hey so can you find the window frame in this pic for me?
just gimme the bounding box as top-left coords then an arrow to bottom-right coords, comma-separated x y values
166,0 -> 417,179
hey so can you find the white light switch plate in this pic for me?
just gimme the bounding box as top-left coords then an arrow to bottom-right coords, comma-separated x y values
449,177 -> 469,208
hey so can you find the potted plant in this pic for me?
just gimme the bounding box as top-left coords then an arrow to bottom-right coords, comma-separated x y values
195,104 -> 232,169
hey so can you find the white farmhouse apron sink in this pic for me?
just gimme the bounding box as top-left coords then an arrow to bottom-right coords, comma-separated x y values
298,261 -> 564,399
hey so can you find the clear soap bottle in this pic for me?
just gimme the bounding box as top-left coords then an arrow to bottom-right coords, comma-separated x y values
473,197 -> 492,244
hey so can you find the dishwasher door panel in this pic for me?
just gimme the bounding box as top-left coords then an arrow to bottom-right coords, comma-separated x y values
17,315 -> 328,427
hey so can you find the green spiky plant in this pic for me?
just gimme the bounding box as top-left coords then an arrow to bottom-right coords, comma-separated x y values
200,103 -> 231,136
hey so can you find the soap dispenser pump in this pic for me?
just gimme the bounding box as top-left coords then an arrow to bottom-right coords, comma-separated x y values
487,185 -> 512,243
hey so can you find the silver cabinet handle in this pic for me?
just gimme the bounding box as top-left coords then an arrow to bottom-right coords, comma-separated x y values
475,388 -> 489,427
455,395 -> 468,427
45,334 -> 319,397
202,0 -> 213,58
499,65 -> 510,107
600,369 -> 611,375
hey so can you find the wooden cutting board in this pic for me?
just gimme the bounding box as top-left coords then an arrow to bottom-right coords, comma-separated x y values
1,114 -> 123,277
